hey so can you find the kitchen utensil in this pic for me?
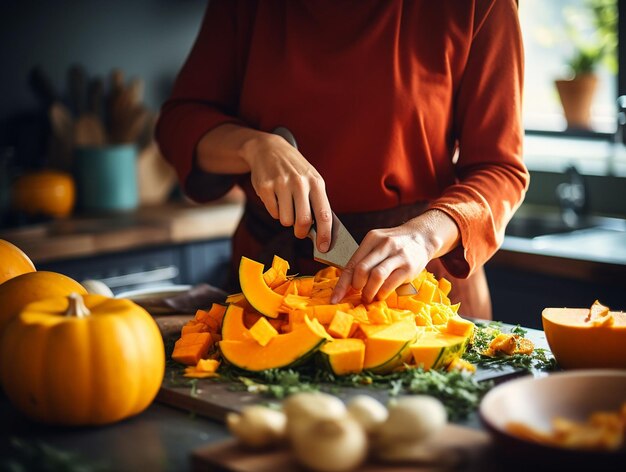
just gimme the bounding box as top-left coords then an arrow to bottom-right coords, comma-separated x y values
479,370 -> 626,468
87,77 -> 105,122
48,101 -> 75,170
28,66 -> 58,110
272,127 -> 416,293
69,68 -> 106,148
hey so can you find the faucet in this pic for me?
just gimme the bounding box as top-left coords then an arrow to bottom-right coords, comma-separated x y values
556,165 -> 587,228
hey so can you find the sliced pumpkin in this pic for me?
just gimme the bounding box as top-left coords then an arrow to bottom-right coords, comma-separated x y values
327,311 -> 354,339
239,256 -> 284,318
445,316 -> 475,338
221,305 -> 251,341
249,317 -> 279,346
363,319 -> 420,373
219,316 -> 327,371
319,339 -> 365,375
172,332 -> 214,366
409,331 -> 469,371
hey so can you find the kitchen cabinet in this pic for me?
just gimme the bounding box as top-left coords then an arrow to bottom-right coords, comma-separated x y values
485,264 -> 624,330
38,238 -> 232,293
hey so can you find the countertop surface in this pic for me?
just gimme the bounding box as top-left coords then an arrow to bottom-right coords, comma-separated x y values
0,319 -> 549,472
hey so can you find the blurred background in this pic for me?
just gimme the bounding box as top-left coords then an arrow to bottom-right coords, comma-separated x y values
0,0 -> 624,328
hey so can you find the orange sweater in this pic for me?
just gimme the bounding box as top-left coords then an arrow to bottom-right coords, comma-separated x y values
156,0 -> 529,278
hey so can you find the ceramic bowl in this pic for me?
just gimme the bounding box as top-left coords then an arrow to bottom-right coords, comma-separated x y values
479,370 -> 626,468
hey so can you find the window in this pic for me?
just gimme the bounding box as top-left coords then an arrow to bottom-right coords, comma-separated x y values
519,0 -> 618,135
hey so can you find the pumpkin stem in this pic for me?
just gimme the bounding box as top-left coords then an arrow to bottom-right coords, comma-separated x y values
65,293 -> 91,318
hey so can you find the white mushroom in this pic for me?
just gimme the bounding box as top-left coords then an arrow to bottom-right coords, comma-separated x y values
291,416 -> 368,472
282,392 -> 347,437
373,395 -> 448,462
226,405 -> 287,449
346,395 -> 388,434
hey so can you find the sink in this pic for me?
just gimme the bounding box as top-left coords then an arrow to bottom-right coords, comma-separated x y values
505,213 -> 626,239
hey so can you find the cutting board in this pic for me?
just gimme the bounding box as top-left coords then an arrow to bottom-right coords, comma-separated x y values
191,424 -> 498,472
155,317 -> 533,423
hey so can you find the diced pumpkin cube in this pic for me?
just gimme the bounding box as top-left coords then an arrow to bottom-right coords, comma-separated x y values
438,277 -> 452,296
172,332 -> 214,365
415,279 -> 437,304
366,301 -> 390,324
181,323 -> 210,335
327,311 -> 355,339
249,316 -> 279,347
445,316 -> 475,338
385,290 -> 398,308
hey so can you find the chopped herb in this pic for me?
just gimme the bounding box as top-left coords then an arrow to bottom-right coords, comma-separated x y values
463,323 -> 558,372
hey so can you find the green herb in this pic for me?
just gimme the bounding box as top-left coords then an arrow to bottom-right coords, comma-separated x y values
218,364 -> 490,421
463,323 -> 558,372
1,438 -> 110,472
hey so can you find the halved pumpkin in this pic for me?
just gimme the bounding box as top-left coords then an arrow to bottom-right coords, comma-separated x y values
542,306 -> 626,369
239,257 -> 284,318
363,319 -> 420,373
219,316 -> 328,371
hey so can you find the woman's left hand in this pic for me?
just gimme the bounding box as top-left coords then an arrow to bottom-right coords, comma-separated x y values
330,210 -> 460,304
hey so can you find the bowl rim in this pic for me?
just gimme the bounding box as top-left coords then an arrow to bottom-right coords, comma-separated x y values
479,370 -> 626,456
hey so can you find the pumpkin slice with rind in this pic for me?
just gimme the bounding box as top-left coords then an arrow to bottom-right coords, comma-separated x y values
319,338 -> 365,375
363,319 -> 421,373
239,257 -> 284,318
409,331 -> 469,371
219,316 -> 328,371
220,305 -> 251,341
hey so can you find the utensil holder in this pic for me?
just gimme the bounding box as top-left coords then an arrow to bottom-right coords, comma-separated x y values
75,144 -> 138,212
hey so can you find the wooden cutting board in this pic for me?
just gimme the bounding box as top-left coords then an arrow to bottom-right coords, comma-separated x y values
191,424 -> 498,472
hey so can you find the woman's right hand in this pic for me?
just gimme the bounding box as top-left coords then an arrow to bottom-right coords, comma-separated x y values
240,132 -> 332,252
197,124 -> 332,253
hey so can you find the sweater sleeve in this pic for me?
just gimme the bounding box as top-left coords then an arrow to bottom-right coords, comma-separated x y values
155,0 -> 252,203
428,0 -> 529,278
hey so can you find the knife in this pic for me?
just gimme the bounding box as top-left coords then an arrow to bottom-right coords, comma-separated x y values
272,127 -> 417,295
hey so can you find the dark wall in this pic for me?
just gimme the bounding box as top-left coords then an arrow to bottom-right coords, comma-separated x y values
0,0 -> 206,125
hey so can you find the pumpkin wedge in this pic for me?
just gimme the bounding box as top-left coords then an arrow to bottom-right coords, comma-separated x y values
363,319 -> 421,373
239,257 -> 284,318
409,331 -> 469,371
319,338 -> 365,375
219,316 -> 327,371
220,305 -> 252,341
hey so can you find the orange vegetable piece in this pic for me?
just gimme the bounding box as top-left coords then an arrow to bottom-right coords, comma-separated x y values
249,317 -> 279,346
327,311 -> 355,339
181,323 -> 209,335
172,332 -> 214,366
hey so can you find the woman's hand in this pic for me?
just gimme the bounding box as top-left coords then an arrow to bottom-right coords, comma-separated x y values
197,125 -> 332,252
330,210 -> 460,303
241,133 -> 332,251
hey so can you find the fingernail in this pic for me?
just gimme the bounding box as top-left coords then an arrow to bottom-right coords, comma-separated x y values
320,241 -> 329,252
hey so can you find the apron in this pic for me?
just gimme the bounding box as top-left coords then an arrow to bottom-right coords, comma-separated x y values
228,202 -> 492,320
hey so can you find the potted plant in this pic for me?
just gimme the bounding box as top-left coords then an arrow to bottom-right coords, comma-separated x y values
555,0 -> 617,130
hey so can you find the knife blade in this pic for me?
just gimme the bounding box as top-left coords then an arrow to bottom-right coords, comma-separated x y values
271,126 -> 417,295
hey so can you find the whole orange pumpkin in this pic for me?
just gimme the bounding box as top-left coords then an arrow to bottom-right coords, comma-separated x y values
0,293 -> 165,425
11,170 -> 75,218
0,239 -> 36,285
0,271 -> 86,337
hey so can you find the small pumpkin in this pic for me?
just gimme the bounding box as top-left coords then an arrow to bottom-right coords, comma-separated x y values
0,239 -> 36,285
0,271 -> 86,338
0,293 -> 165,425
11,170 -> 75,218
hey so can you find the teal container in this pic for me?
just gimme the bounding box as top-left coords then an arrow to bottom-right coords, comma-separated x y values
75,145 -> 138,212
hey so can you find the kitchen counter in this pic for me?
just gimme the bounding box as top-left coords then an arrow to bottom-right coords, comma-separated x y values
0,320 -> 548,471
0,201 -> 244,264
